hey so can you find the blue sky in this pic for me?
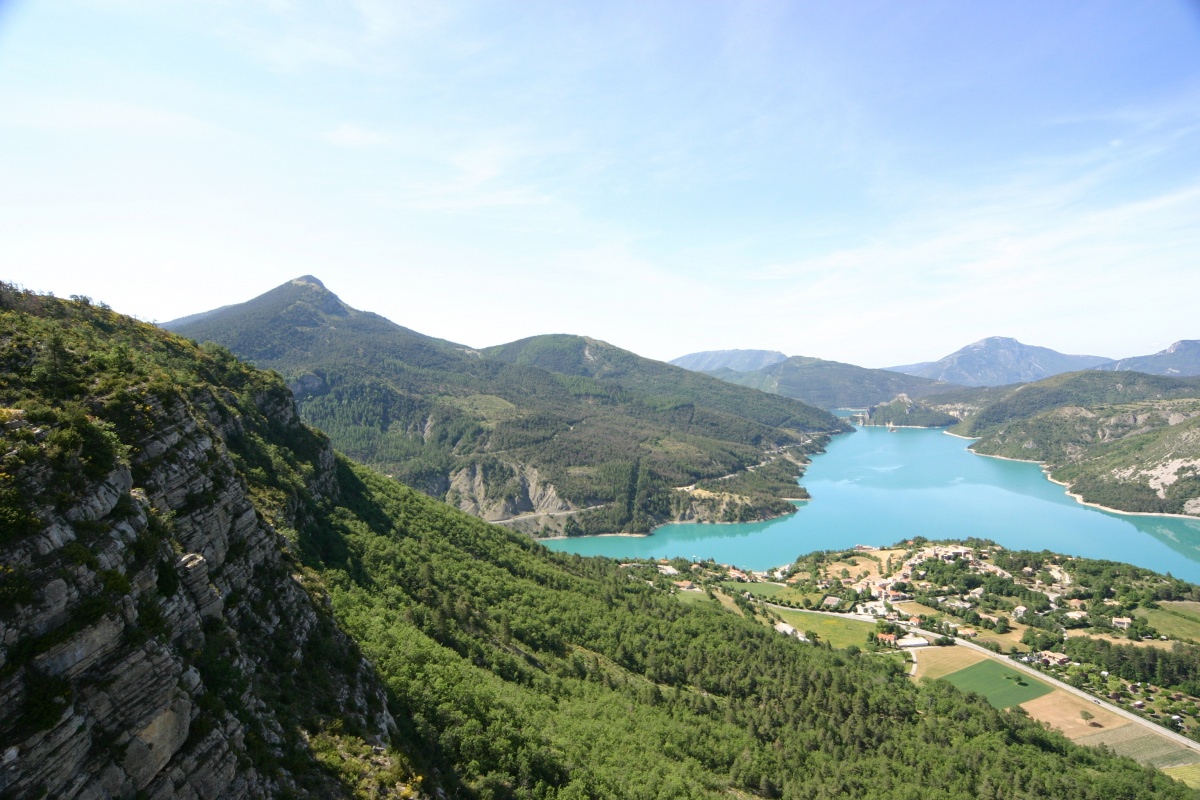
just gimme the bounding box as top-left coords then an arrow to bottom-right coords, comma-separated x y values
1,1 -> 1198,367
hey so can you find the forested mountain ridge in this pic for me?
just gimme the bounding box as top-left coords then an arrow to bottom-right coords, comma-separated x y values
165,278 -> 846,535
3,284 -> 1195,798
706,354 -> 963,409
951,371 -> 1200,437
886,336 -> 1112,387
668,349 -> 787,373
481,335 -> 835,430
927,371 -> 1200,516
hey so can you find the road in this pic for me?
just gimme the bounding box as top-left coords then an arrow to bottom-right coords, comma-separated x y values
762,600 -> 1200,756
941,634 -> 1200,756
494,504 -> 606,525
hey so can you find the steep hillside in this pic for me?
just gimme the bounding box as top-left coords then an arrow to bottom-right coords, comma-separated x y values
1098,340 -> 1200,377
887,337 -> 1112,387
0,287 -> 417,798
958,371 -> 1200,436
711,355 -> 962,409
166,279 -> 845,536
5,285 -> 1194,799
669,349 -> 788,372
952,371 -> 1200,516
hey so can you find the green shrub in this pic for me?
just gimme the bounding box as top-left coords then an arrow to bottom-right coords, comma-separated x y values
19,668 -> 72,734
62,541 -> 99,569
100,570 -> 131,595
156,559 -> 180,597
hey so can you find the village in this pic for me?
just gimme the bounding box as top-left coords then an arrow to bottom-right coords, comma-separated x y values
640,538 -> 1200,758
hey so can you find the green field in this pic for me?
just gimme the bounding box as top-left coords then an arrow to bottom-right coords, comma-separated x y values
1145,605 -> 1200,643
940,660 -> 1052,709
721,581 -> 788,597
722,582 -> 819,607
775,609 -> 876,649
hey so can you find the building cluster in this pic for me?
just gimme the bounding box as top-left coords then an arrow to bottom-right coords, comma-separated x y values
843,545 -> 1008,610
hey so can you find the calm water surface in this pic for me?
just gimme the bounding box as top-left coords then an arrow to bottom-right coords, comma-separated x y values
543,426 -> 1200,582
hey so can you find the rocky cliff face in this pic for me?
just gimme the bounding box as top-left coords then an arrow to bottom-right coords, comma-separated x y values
446,462 -> 570,522
0,381 -> 408,798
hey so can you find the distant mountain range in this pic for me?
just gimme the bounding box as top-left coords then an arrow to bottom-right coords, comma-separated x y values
700,356 -> 962,409
884,337 -> 1112,387
884,337 -> 1200,386
1096,340 -> 1200,377
164,277 -> 843,536
165,289 -> 1200,526
669,349 -> 788,373
670,337 -> 1200,409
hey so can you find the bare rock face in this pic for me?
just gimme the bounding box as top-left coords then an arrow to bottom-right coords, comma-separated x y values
0,387 -> 397,798
448,462 -> 571,521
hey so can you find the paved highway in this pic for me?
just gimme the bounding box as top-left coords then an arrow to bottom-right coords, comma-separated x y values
763,600 -> 1200,756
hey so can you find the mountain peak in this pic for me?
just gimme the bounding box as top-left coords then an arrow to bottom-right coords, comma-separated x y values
887,338 -> 1111,387
292,275 -> 327,290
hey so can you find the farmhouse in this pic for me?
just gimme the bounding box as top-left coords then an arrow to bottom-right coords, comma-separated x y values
1038,652 -> 1071,667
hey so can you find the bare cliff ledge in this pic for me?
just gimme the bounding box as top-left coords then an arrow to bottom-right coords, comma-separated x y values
0,321 -> 420,797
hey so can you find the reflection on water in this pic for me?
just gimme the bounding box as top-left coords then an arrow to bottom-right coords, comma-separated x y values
544,426 -> 1200,581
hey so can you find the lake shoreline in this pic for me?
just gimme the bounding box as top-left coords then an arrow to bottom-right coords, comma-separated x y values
861,425 -> 947,430
540,499 -> 808,541
539,531 -> 649,542
969,450 -> 1200,521
543,426 -> 1200,580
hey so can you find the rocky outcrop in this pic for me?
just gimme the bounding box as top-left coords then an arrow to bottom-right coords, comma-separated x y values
447,462 -> 570,521
0,386 -> 402,798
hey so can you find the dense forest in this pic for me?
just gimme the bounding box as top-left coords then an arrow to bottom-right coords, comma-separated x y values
863,397 -> 959,428
4,287 -> 1196,797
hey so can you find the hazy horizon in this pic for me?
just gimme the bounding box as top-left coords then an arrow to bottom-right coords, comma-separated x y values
2,1 -> 1198,367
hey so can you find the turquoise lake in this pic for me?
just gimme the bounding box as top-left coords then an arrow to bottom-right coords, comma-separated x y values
543,425 -> 1200,582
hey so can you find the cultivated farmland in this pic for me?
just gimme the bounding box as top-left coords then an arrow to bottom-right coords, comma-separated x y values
939,660 -> 1052,708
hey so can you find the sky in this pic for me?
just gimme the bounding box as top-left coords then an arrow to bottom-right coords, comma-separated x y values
1,1 -> 1199,367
